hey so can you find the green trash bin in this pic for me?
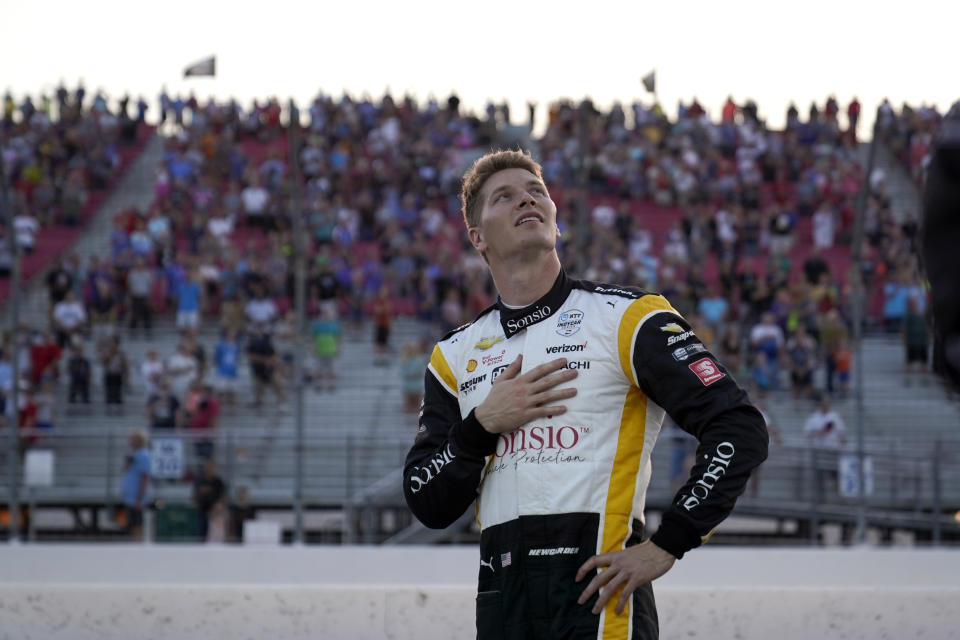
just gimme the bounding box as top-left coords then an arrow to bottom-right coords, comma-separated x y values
154,503 -> 200,542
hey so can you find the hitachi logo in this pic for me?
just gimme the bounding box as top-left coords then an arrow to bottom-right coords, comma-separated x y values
545,342 -> 586,354
506,305 -> 551,333
680,441 -> 735,511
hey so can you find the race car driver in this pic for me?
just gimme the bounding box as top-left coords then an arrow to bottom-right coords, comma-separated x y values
403,149 -> 769,639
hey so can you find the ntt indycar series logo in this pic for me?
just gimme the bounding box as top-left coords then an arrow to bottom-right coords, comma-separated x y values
555,309 -> 584,337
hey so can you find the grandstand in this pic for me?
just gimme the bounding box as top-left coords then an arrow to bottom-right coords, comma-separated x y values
1,88 -> 958,550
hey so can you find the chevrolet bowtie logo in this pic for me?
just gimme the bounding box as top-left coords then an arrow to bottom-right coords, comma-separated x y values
475,336 -> 504,350
660,323 -> 685,333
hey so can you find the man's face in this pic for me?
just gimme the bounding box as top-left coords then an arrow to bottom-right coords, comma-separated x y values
469,168 -> 559,263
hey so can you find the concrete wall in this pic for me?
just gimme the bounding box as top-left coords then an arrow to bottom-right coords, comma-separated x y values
1,545 -> 959,639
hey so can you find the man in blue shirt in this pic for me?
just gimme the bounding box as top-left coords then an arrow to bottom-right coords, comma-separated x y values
122,428 -> 152,541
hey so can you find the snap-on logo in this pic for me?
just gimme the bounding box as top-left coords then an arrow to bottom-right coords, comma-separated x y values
555,309 -> 584,337
688,358 -> 725,385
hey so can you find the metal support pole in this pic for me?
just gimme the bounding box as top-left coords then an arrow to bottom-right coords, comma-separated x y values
576,101 -> 590,274
344,435 -> 355,544
932,441 -> 942,546
1,128 -> 22,544
849,107 -> 882,545
288,100 -> 306,545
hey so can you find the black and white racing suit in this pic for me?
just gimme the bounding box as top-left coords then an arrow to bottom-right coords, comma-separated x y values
404,271 -> 768,639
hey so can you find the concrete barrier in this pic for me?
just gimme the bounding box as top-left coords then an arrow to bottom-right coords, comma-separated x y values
0,545 -> 958,639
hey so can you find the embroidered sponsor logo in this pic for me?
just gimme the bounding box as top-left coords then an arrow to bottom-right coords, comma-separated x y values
491,364 -> 509,382
460,373 -> 487,393
545,341 -> 587,354
594,285 -> 637,297
672,342 -> 708,361
561,360 -> 590,370
555,309 -> 584,337
506,305 -> 552,334
667,330 -> 696,346
528,546 -> 579,557
407,444 -> 455,494
480,556 -> 495,572
680,441 -> 735,510
466,359 -> 477,372
474,336 -> 504,350
482,350 -> 506,367
660,322 -> 685,333
688,357 -> 726,385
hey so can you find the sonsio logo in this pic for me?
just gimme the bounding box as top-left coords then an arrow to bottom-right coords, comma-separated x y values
474,336 -> 504,350
506,305 -> 552,334
408,444 -> 454,494
494,425 -> 581,457
555,309 -> 585,337
466,359 -> 478,372
545,341 -> 587,354
667,331 -> 696,346
459,373 -> 487,393
688,357 -> 726,385
680,442 -> 735,510
482,350 -> 506,366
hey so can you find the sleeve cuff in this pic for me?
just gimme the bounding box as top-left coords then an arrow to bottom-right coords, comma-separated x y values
450,408 -> 499,458
650,513 -> 703,560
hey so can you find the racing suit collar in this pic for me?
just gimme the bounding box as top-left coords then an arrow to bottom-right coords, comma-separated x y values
497,270 -> 573,338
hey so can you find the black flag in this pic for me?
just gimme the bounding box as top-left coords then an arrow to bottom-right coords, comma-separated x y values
184,56 -> 216,78
641,70 -> 656,94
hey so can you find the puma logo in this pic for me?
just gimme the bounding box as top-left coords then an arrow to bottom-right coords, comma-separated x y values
480,556 -> 495,572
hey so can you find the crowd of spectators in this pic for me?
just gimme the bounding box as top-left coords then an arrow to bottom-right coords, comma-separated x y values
1,83 -> 148,273
4,86 -> 941,486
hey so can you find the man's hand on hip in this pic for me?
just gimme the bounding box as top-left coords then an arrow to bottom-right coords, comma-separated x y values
575,541 -> 676,615
474,355 -> 578,434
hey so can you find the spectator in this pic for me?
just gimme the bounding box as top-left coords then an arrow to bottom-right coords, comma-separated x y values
165,341 -> 199,400
819,309 -> 849,394
13,210 -> 39,255
127,256 -> 155,336
246,331 -> 285,408
28,330 -> 61,386
121,428 -> 152,542
51,290 -> 87,348
310,307 -> 341,392
750,312 -> 784,389
175,268 -> 204,331
903,296 -> 928,378
803,394 -> 848,497
244,284 -> 278,334
213,329 -> 242,404
99,334 -> 128,412
371,284 -> 393,366
66,344 -> 92,404
185,381 -> 220,452
399,338 -> 429,413
785,324 -> 818,398
228,486 -> 255,543
192,458 -> 226,542
146,377 -> 181,430
140,349 -> 165,397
